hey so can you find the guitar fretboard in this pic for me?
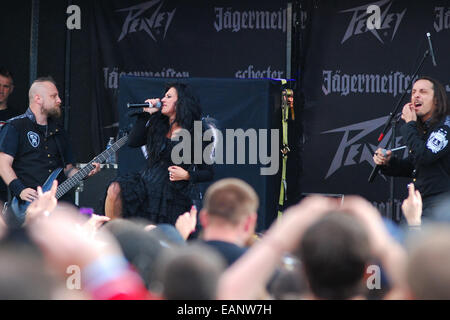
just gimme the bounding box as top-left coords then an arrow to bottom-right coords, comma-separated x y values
55,135 -> 128,199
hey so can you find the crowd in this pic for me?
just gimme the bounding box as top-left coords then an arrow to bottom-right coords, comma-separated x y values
0,175 -> 449,300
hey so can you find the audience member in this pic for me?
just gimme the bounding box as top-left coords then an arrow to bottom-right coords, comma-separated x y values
25,197 -> 150,300
156,243 -> 226,300
218,195 -> 408,300
104,218 -> 172,292
0,67 -> 16,121
197,178 -> 258,267
266,255 -> 308,300
297,212 -> 371,299
401,183 -> 423,229
406,226 -> 450,299
0,67 -> 18,203
0,230 -> 58,299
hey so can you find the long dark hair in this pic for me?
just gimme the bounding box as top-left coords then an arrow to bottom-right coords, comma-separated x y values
416,76 -> 449,129
146,82 -> 202,162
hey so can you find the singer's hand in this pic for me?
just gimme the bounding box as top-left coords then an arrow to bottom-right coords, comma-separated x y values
373,148 -> 392,166
168,166 -> 190,182
401,102 -> 417,123
143,98 -> 161,115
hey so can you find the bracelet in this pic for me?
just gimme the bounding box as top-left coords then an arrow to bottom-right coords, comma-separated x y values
9,179 -> 26,197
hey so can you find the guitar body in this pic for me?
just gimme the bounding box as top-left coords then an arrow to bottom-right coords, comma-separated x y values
10,168 -> 63,224
6,133 -> 129,226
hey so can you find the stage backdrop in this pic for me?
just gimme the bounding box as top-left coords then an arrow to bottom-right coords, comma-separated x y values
299,0 -> 450,220
2,0 -> 449,223
89,0 -> 288,154
117,76 -> 283,231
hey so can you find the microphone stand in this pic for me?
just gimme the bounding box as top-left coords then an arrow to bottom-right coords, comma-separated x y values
368,48 -> 430,221
389,116 -> 397,221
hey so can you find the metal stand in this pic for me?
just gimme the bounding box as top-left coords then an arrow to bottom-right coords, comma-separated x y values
368,49 -> 430,221
74,181 -> 84,206
388,117 -> 397,221
369,49 -> 430,182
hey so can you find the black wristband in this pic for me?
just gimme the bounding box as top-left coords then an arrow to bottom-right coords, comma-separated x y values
9,179 -> 26,197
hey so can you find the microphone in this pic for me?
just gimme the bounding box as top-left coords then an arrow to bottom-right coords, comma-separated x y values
368,146 -> 407,183
126,101 -> 161,117
127,101 -> 161,109
426,32 -> 437,67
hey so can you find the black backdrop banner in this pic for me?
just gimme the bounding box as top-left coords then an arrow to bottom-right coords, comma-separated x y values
299,0 -> 450,220
89,0 -> 288,153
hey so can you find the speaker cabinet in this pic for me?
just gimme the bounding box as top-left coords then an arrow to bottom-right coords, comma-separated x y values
75,164 -> 118,214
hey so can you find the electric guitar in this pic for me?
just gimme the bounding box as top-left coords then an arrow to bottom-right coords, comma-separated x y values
9,134 -> 129,224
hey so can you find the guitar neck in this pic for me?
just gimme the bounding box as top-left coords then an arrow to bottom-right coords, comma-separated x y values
56,135 -> 128,199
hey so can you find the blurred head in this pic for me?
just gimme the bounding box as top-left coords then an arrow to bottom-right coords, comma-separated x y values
296,212 -> 372,300
157,243 -> 226,300
29,76 -> 62,118
104,219 -> 168,288
407,225 -> 450,299
201,178 -> 259,242
0,68 -> 14,107
0,232 -> 57,299
267,255 -> 308,300
412,76 -> 448,124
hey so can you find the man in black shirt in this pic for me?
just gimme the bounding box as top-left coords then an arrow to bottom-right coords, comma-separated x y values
373,76 -> 450,221
0,68 -> 20,202
198,178 -> 258,267
0,67 -> 17,122
0,76 -> 100,224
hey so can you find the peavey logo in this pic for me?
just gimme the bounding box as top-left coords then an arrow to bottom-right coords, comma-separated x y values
116,0 -> 176,42
340,0 -> 406,44
322,116 -> 408,179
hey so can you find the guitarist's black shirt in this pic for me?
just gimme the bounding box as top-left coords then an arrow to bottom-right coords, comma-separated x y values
0,106 -> 21,202
0,108 -> 75,190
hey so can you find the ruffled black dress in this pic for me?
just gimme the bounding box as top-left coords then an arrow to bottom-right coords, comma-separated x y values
116,112 -> 213,225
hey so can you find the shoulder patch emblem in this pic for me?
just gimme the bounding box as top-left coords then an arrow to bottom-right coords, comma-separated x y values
27,131 -> 40,148
427,129 -> 448,154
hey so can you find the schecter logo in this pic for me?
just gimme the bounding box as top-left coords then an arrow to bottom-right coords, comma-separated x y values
116,0 -> 176,42
322,116 -> 406,179
340,0 -> 406,44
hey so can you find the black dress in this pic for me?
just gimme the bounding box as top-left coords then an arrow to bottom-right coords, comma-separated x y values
117,112 -> 213,225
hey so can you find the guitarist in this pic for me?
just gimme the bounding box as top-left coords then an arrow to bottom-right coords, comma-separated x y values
0,77 -> 100,222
